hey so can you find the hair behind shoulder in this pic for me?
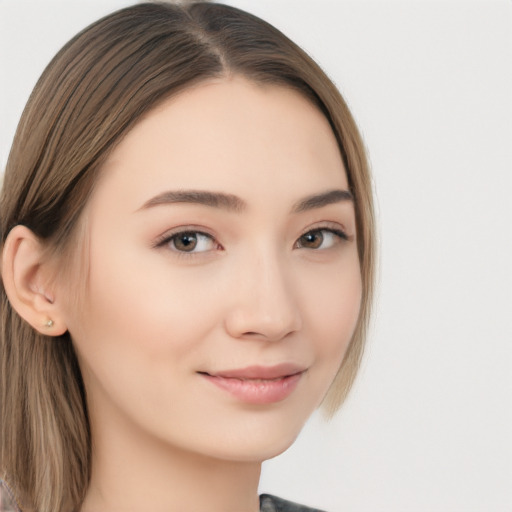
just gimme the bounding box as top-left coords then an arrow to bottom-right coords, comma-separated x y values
0,3 -> 374,510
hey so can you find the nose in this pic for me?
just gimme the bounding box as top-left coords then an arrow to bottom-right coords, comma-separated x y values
223,249 -> 302,342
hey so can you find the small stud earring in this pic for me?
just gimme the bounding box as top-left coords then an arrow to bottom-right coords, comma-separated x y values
44,319 -> 54,328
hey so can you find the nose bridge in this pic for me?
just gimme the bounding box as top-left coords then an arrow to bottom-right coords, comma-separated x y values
225,243 -> 302,341
253,245 -> 289,307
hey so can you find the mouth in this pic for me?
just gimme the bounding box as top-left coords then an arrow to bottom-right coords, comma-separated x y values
198,364 -> 307,404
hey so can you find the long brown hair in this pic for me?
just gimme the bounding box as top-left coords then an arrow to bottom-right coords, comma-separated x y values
0,3 -> 375,510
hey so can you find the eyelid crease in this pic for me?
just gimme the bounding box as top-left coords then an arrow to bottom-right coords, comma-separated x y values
299,220 -> 352,239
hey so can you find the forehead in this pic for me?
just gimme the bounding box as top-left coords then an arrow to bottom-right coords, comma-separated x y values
95,76 -> 348,210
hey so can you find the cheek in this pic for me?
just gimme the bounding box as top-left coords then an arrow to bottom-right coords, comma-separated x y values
65,249 -> 228,430
303,253 -> 362,337
298,255 -> 362,388
66,244 -> 225,387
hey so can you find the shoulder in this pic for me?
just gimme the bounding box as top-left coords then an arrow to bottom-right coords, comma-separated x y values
0,480 -> 22,512
260,493 -> 328,512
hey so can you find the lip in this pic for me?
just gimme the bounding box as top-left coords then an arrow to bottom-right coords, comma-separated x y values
199,364 -> 307,405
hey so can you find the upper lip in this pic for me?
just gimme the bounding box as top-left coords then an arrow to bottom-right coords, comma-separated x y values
202,363 -> 307,380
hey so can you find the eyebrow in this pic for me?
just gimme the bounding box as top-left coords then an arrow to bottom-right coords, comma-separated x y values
139,190 -> 245,212
138,188 -> 353,213
291,189 -> 353,213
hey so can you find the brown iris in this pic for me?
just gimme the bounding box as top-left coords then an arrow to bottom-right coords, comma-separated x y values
173,232 -> 198,252
298,230 -> 324,249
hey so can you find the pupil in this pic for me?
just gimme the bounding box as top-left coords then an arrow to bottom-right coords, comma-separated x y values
175,233 -> 197,251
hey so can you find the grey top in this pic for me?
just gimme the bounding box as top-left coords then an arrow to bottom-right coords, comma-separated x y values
1,480 -> 326,512
260,494 -> 327,512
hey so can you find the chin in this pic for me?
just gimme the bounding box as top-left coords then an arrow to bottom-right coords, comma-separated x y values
205,435 -> 298,464
195,409 -> 308,463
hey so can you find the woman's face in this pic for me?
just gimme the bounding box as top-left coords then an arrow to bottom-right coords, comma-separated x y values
62,76 -> 361,462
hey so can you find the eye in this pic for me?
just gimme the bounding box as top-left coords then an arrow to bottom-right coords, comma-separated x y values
295,228 -> 347,250
160,231 -> 218,253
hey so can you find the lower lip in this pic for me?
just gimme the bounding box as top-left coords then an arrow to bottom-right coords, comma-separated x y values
201,372 -> 304,404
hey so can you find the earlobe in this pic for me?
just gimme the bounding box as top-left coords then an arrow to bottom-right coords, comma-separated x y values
1,225 -> 68,336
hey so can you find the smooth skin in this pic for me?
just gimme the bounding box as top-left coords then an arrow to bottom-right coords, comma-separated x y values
2,76 -> 361,512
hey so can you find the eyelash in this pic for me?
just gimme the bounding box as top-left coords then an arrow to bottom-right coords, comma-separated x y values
154,228 -> 219,258
154,225 -> 348,257
295,227 -> 348,250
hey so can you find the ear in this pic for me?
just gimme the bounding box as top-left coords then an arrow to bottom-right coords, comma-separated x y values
1,225 -> 68,336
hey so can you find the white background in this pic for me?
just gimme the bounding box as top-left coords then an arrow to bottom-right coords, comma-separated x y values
1,1 -> 511,511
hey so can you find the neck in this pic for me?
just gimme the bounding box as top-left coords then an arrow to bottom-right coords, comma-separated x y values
80,411 -> 261,512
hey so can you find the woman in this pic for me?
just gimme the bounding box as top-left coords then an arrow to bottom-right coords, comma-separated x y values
0,2 -> 375,511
